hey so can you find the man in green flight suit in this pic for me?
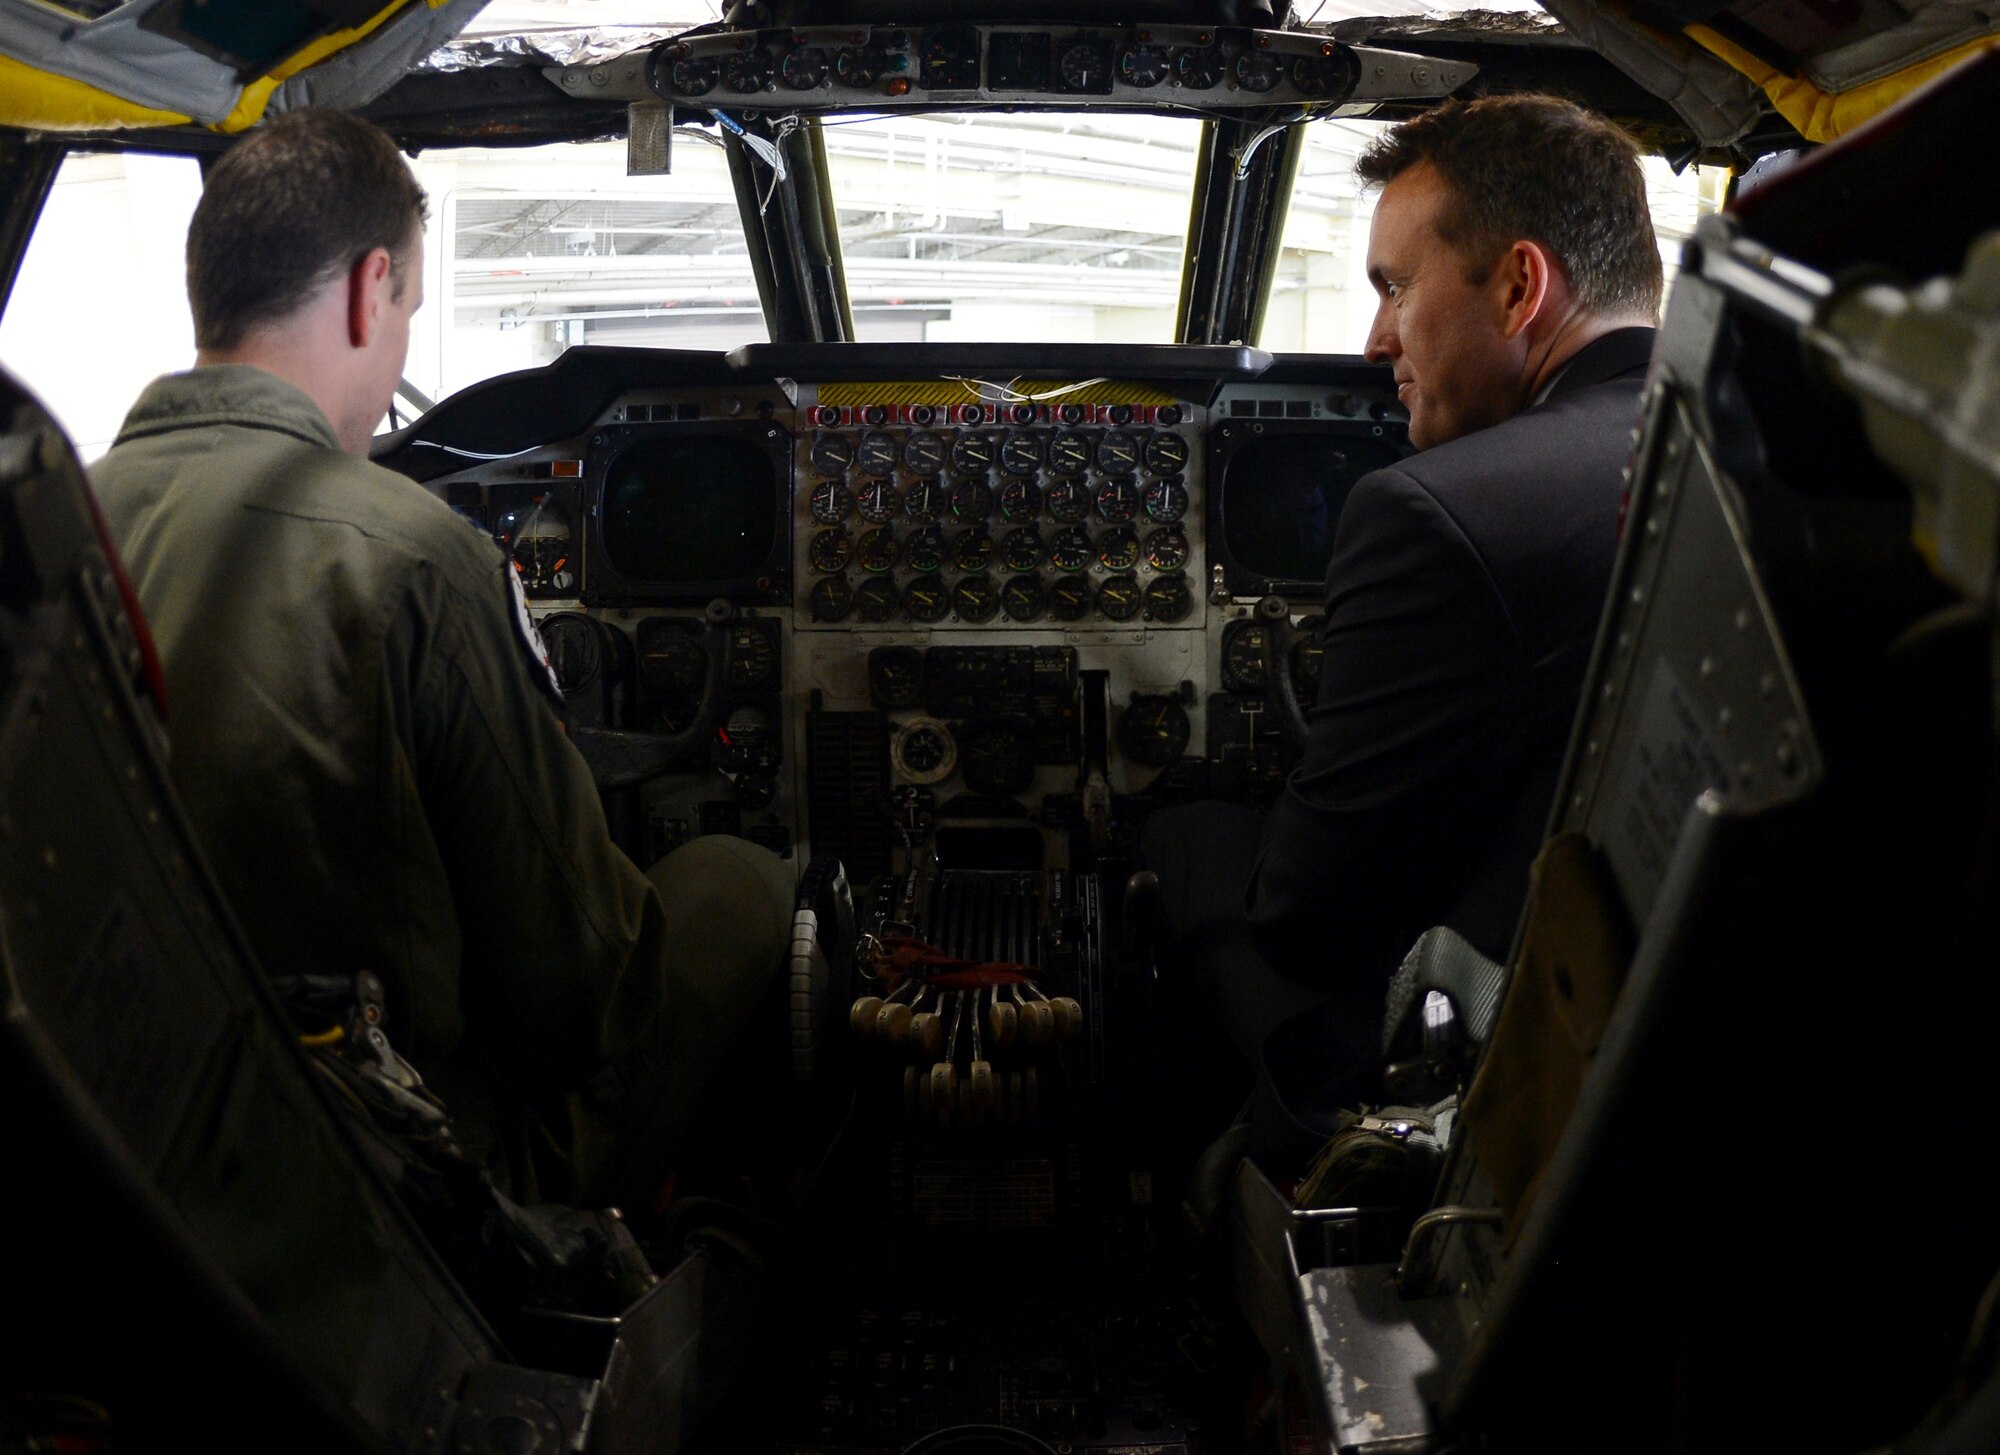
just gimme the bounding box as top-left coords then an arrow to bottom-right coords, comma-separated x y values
91,108 -> 793,1205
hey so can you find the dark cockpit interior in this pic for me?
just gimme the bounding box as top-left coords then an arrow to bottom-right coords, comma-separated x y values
5,3 -> 2000,1454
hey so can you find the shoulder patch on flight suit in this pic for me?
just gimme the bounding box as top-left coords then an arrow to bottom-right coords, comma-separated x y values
505,565 -> 565,707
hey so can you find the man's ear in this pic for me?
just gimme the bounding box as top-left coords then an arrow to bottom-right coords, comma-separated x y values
345,246 -> 394,349
1494,238 -> 1556,341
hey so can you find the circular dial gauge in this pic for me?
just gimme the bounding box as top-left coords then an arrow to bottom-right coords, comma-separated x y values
1143,477 -> 1189,523
668,54 -> 718,96
1001,575 -> 1045,621
1059,37 -> 1113,91
904,431 -> 946,475
952,434 -> 995,473
855,576 -> 901,623
855,480 -> 900,524
1144,573 -> 1194,623
501,499 -> 575,594
1222,622 -> 1269,691
1176,45 -> 1226,88
723,48 -> 776,93
1097,430 -> 1141,473
950,480 -> 994,522
893,717 -> 958,785
780,46 -> 829,89
1045,479 -> 1090,524
952,527 -> 993,573
1048,576 -> 1093,621
1095,477 -> 1140,523
951,574 -> 1000,623
1235,49 -> 1282,92
1001,433 -> 1044,474
857,431 -> 900,476
1048,430 -> 1092,474
1144,526 -> 1190,572
869,645 -> 924,708
959,717 -> 1035,796
1293,50 -> 1350,97
809,575 -> 854,622
639,623 -> 704,692
903,478 -> 946,524
811,432 -> 856,474
808,527 -> 852,573
1097,572 -> 1144,620
1118,694 -> 1191,766
835,47 -> 883,85
1291,624 -> 1326,698
856,527 -> 900,573
539,613 -> 603,695
1119,43 -> 1170,86
1145,431 -> 1189,474
1049,526 -> 1094,573
999,479 -> 1041,522
1000,527 -> 1044,573
809,478 -> 853,524
726,625 -> 777,689
714,702 -> 777,772
1097,525 -> 1141,572
903,573 -> 951,624
904,524 -> 948,574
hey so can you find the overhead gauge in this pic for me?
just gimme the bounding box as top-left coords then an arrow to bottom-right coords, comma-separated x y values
857,527 -> 901,573
1097,430 -> 1141,472
780,46 -> 829,89
812,432 -> 856,474
1234,49 -> 1282,92
857,431 -> 900,476
952,527 -> 994,573
499,498 -> 575,596
1000,527 -> 1044,574
959,717 -> 1036,796
904,431 -> 947,475
1144,525 -> 1190,572
1221,621 -> 1269,691
809,576 -> 855,622
1095,477 -> 1140,523
999,479 -> 1041,522
855,576 -> 902,623
1118,43 -> 1170,87
1144,431 -> 1189,474
855,480 -> 900,524
919,24 -> 982,89
1048,430 -> 1092,474
951,575 -> 1000,623
1049,577 -> 1093,621
667,53 -> 719,96
1049,527 -> 1094,573
1001,432 -> 1044,474
723,47 -> 777,93
1097,525 -> 1141,572
1176,44 -> 1226,88
1001,576 -> 1046,621
950,480 -> 994,521
809,528 -> 852,574
904,478 -> 946,523
714,701 -> 778,772
868,646 -> 925,708
1118,694 -> 1191,766
835,46 -> 885,85
893,718 -> 958,785
809,479 -> 854,524
1293,49 -> 1353,97
904,574 -> 951,623
1143,573 -> 1193,622
1045,479 -> 1090,524
637,617 -> 705,693
951,434 -> 995,473
905,524 -> 948,574
1097,573 -> 1144,620
1057,36 -> 1115,94
1143,477 -> 1189,523
726,623 -> 778,689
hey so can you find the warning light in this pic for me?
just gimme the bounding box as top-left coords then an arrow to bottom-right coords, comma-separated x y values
550,459 -> 584,478
885,77 -> 911,97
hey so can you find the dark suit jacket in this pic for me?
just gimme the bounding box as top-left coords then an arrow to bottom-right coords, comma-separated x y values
1246,326 -> 1656,984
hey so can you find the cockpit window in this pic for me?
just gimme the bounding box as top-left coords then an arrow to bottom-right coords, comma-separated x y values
822,112 -> 1198,343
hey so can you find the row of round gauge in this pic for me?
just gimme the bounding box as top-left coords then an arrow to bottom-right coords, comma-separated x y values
808,570 -> 1194,625
813,522 -> 1189,577
809,474 -> 1188,529
810,428 -> 1189,480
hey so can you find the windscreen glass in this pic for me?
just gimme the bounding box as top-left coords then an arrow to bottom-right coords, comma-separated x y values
600,434 -> 777,582
1220,432 -> 1402,582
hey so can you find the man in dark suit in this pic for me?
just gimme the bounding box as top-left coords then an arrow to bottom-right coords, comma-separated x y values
1144,95 -> 1663,1098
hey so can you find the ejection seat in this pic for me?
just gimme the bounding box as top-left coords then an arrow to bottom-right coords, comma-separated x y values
0,367 -> 765,1453
1225,51 -> 2000,1455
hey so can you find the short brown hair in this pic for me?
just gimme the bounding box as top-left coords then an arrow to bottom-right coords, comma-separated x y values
1356,94 -> 1663,320
187,109 -> 429,351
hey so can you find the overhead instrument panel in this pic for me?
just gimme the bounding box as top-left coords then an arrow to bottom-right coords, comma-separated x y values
794,385 -> 1202,631
570,25 -> 1472,112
